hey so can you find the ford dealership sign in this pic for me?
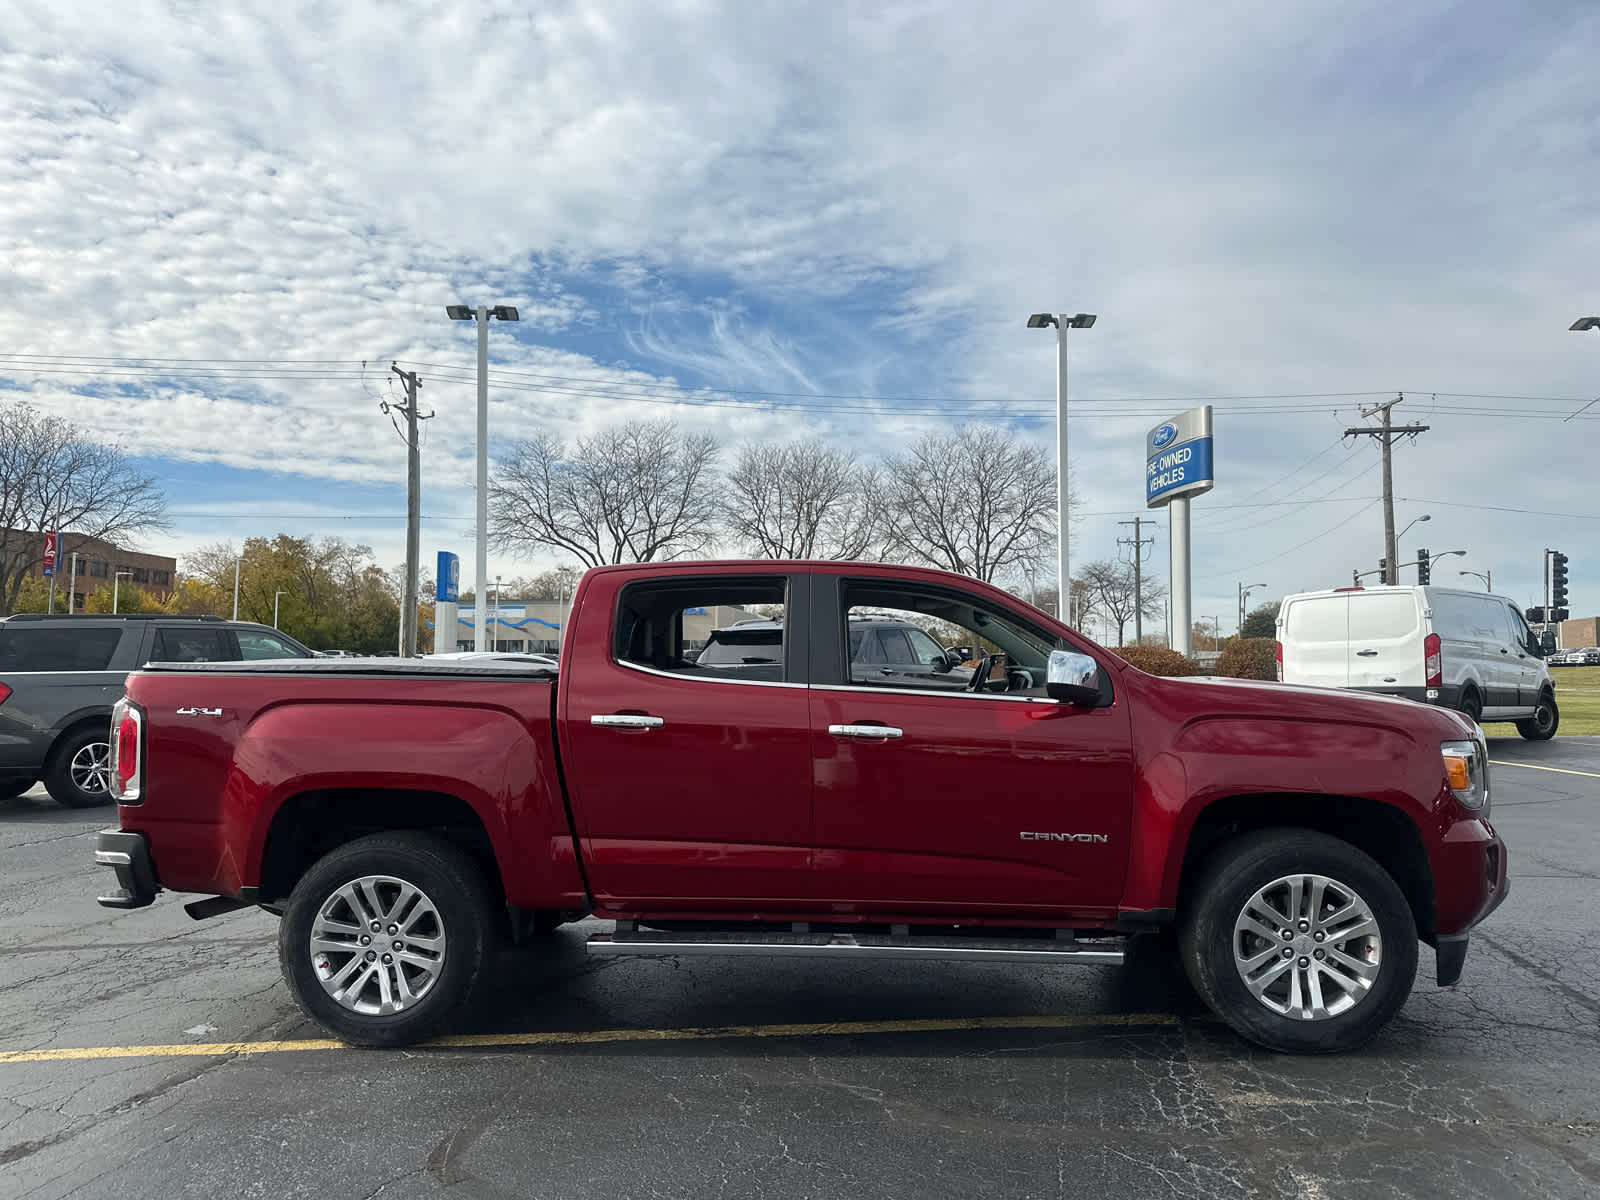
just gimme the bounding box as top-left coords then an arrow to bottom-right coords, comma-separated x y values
1146,406 -> 1215,508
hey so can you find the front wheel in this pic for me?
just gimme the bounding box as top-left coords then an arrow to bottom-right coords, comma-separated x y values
279,833 -> 496,1047
1178,829 -> 1417,1054
1516,694 -> 1559,741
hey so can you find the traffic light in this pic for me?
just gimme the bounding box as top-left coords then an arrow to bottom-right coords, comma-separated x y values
1552,550 -> 1569,611
1416,548 -> 1430,585
1527,606 -> 1547,624
1378,557 -> 1387,581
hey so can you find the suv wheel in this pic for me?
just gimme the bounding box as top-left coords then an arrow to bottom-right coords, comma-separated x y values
1179,829 -> 1417,1054
279,833 -> 495,1046
44,728 -> 115,809
1516,693 -> 1559,741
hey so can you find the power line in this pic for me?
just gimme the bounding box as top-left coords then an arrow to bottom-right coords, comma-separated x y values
1203,500 -> 1382,580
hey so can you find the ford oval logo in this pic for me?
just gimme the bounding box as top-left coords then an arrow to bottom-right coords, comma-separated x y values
1152,423 -> 1178,449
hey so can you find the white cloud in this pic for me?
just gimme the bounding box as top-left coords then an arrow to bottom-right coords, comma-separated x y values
0,1 -> 1596,621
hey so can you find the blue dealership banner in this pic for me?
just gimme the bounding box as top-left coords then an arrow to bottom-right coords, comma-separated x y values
436,551 -> 460,602
1145,406 -> 1215,508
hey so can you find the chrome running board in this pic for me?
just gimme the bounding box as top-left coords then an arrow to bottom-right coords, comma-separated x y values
586,926 -> 1124,965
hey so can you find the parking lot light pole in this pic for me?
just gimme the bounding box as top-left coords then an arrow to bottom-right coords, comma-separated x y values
446,303 -> 520,652
1238,581 -> 1268,634
1027,312 -> 1096,609
233,556 -> 241,621
112,571 -> 133,615
1459,569 -> 1492,591
273,590 -> 289,629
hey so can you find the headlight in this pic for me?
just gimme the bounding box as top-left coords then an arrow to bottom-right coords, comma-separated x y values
1441,739 -> 1489,812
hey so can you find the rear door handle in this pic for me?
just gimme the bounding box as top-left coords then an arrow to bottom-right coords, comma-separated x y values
1355,649 -> 1378,657
829,724 -> 904,740
591,714 -> 664,729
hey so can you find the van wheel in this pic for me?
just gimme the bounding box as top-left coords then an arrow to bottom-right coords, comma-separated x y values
1457,688 -> 1482,724
1178,829 -> 1417,1054
44,727 -> 116,809
1516,694 -> 1559,741
279,833 -> 495,1047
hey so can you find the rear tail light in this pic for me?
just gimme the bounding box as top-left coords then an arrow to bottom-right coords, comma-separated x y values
1274,641 -> 1283,682
1424,633 -> 1443,689
0,682 -> 10,706
110,698 -> 144,804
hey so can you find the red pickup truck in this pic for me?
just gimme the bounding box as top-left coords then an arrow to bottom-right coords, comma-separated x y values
94,560 -> 1506,1054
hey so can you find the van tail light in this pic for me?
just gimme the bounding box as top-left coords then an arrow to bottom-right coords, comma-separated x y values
1424,633 -> 1443,689
1274,641 -> 1284,682
110,698 -> 144,805
0,682 -> 10,706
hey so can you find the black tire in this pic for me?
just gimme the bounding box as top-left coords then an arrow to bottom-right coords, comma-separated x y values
279,832 -> 496,1047
43,727 -> 115,809
1458,687 -> 1482,725
1178,829 -> 1417,1054
1516,693 -> 1559,741
0,779 -> 37,800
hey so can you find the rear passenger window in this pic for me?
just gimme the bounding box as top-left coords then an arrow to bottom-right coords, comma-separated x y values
615,577 -> 789,683
0,626 -> 123,671
1283,598 -> 1347,641
152,628 -> 233,663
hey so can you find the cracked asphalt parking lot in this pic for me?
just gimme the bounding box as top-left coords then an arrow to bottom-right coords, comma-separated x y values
2,734 -> 1598,1199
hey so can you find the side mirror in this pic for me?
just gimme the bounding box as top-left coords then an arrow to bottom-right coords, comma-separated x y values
1046,650 -> 1100,706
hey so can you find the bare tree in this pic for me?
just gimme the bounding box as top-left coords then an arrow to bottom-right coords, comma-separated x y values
0,404 -> 166,613
879,426 -> 1068,582
725,439 -> 882,559
489,421 -> 722,567
1078,559 -> 1167,646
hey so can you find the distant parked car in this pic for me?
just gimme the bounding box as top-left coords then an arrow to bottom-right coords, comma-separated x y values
0,614 -> 314,807
1576,647 -> 1600,666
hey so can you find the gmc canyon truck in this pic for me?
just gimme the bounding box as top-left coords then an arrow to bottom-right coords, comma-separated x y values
94,561 -> 1507,1054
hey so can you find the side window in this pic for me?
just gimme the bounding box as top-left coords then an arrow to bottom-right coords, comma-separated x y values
0,626 -> 123,671
1505,605 -> 1537,655
841,580 -> 1067,696
152,627 -> 232,664
615,576 -> 791,684
236,630 -> 307,660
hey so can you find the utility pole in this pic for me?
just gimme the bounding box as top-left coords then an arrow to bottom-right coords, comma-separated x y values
1117,517 -> 1157,642
388,366 -> 433,657
1345,394 -> 1428,585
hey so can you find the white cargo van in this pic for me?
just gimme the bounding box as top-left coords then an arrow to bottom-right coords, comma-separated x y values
1276,585 -> 1557,740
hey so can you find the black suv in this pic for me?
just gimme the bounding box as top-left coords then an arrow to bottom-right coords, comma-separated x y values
0,614 -> 313,808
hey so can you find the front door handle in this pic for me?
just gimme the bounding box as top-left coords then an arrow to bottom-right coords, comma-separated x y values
829,724 -> 904,740
591,714 -> 664,729
1355,649 -> 1378,657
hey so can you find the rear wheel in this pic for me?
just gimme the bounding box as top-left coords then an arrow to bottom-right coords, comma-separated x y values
44,727 -> 115,809
1516,694 -> 1558,741
1457,687 -> 1482,725
1179,829 -> 1417,1054
279,832 -> 496,1046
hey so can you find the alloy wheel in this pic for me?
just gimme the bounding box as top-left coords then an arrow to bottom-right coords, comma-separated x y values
1231,872 -> 1382,1021
308,875 -> 448,1016
69,741 -> 112,797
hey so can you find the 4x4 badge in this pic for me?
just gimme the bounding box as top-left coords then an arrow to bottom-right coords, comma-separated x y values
175,707 -> 223,717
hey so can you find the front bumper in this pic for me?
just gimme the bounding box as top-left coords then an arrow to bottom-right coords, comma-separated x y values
94,829 -> 158,909
1430,817 -> 1509,985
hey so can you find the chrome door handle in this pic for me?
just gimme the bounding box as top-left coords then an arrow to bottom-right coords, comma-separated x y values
829,724 -> 903,740
1355,649 -> 1378,657
591,714 -> 664,729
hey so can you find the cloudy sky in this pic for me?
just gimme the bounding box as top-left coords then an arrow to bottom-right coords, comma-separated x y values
2,1 -> 1597,639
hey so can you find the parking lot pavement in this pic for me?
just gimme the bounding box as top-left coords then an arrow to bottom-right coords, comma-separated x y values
3,753 -> 1599,1200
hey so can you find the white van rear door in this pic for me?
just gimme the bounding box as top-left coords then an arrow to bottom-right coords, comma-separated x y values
1347,591 -> 1425,689
1281,594 -> 1349,686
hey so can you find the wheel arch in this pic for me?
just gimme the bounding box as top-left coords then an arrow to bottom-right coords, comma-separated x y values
1175,793 -> 1437,943
258,788 -> 505,912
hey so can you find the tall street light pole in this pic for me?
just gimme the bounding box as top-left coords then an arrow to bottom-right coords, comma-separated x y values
1238,581 -> 1268,634
447,304 -> 520,652
1459,569 -> 1492,592
1027,312 -> 1096,613
273,590 -> 289,630
233,556 -> 241,620
113,571 -> 133,615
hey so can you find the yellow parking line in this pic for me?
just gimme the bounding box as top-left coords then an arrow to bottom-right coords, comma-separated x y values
0,1013 -> 1177,1065
1489,759 -> 1600,779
